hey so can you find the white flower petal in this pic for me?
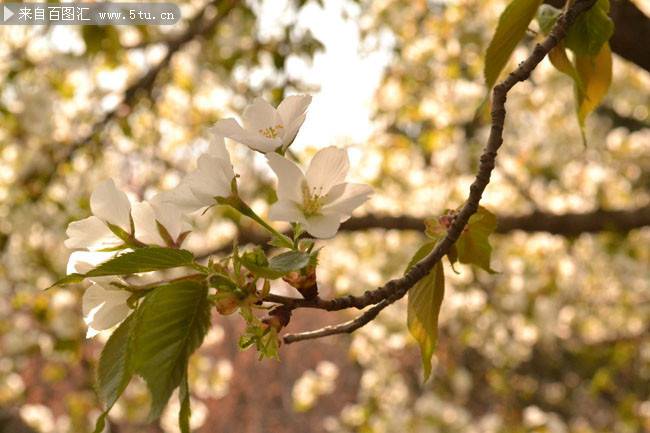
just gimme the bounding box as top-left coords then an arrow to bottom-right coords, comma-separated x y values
322,183 -> 373,216
213,117 -> 245,137
277,95 -> 312,126
87,275 -> 121,287
305,147 -> 350,194
183,172 -> 215,206
188,154 -> 233,201
277,95 -> 311,147
66,250 -> 117,275
90,302 -> 131,331
321,183 -> 347,205
304,214 -> 342,239
266,153 -> 305,202
214,118 -> 280,153
85,327 -> 102,339
151,200 -> 187,241
82,282 -> 130,317
206,133 -> 229,160
83,283 -> 131,338
268,200 -> 306,223
90,179 -> 132,231
156,183 -> 207,214
206,134 -> 236,178
132,201 -> 166,246
64,216 -> 123,250
281,113 -> 307,150
243,97 -> 283,131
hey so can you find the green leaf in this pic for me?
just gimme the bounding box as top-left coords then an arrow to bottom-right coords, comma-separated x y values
407,261 -> 445,380
85,247 -> 195,277
97,313 -> 136,407
406,242 -> 436,272
179,371 -> 191,433
454,206 -> 497,273
50,247 -> 193,289
131,280 -> 211,420
208,272 -> 237,290
536,4 -> 562,35
574,43 -> 612,144
268,251 -> 310,274
546,39 -> 611,145
268,234 -> 292,249
565,0 -> 614,56
240,247 -> 275,278
484,0 -> 543,89
238,306 -> 281,360
93,313 -> 137,433
241,249 -> 310,279
93,281 -> 211,430
46,273 -> 84,290
92,412 -> 109,433
239,327 -> 280,360
548,43 -> 584,92
260,328 -> 280,360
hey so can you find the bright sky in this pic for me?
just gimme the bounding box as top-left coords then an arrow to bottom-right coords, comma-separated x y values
257,0 -> 394,150
41,0 -> 394,151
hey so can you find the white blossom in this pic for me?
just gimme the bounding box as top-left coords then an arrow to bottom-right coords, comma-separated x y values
64,179 -> 131,250
67,251 -> 131,338
267,146 -> 373,238
214,95 -> 312,153
66,250 -> 119,276
158,135 -> 235,213
65,179 -> 191,250
132,199 -> 191,247
82,281 -> 131,338
64,179 -> 197,336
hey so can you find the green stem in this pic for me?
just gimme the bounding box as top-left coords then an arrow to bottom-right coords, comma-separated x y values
191,262 -> 210,273
227,196 -> 294,249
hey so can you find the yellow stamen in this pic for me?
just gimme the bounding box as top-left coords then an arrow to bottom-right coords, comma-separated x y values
301,182 -> 325,217
258,124 -> 284,139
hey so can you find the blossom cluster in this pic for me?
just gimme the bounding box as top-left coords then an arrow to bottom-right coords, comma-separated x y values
64,95 -> 373,336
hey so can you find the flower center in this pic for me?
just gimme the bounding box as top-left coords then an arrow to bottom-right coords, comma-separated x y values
258,124 -> 284,139
301,182 -> 325,217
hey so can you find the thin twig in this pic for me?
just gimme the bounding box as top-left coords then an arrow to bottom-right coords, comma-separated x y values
281,0 -> 598,344
283,300 -> 389,344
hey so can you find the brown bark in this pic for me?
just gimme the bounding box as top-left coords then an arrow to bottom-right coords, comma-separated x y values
338,204 -> 650,237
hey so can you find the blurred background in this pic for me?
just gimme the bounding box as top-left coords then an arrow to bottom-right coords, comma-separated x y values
1,0 -> 649,432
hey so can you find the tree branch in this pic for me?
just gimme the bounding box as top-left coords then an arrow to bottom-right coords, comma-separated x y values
340,204 -> 650,236
198,203 -> 650,261
282,300 -> 389,344
596,105 -> 650,132
280,0 -> 599,344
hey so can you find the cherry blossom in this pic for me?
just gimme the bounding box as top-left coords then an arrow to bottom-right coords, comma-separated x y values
158,135 -> 235,213
64,179 -> 131,250
132,199 -> 190,247
65,179 -> 191,250
67,251 -> 131,338
214,95 -> 312,153
266,146 -> 373,238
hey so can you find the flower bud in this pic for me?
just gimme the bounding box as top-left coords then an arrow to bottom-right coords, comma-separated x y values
215,295 -> 239,315
262,306 -> 292,331
282,266 -> 318,299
